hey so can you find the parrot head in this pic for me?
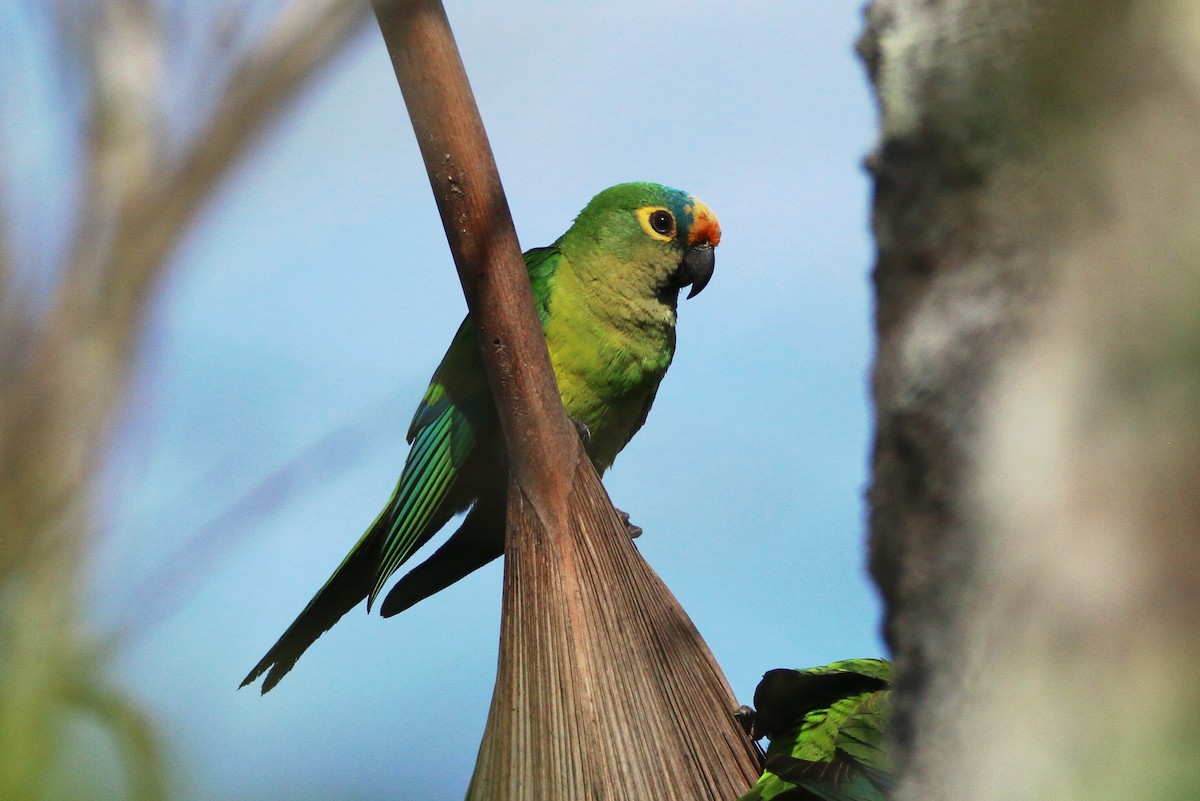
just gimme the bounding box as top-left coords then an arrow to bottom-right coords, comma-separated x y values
751,665 -> 890,740
562,182 -> 721,306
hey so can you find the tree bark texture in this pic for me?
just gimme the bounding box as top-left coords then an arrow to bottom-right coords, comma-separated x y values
370,2 -> 760,797
862,1 -> 1200,798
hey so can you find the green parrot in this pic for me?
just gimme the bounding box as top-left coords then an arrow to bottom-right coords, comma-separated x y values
737,659 -> 892,801
242,182 -> 721,693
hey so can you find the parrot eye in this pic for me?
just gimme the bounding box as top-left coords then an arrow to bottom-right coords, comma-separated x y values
648,210 -> 674,236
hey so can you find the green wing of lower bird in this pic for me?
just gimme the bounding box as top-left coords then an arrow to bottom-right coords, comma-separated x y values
241,182 -> 721,693
739,659 -> 893,801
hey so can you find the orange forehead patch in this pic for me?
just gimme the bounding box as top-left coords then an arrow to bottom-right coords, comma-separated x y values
685,199 -> 722,247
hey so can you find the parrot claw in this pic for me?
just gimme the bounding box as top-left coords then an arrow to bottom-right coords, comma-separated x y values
616,508 -> 643,539
733,705 -> 757,737
569,417 -> 592,444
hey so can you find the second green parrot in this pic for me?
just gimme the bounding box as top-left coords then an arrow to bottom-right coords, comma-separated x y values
242,182 -> 721,693
738,659 -> 893,801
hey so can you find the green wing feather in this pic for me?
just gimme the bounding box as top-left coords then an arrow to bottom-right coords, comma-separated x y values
241,247 -> 561,693
739,659 -> 893,801
371,246 -> 559,601
368,321 -> 484,606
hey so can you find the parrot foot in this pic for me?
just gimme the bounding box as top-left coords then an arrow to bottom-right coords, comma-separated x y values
616,508 -> 643,539
569,416 -> 592,445
733,705 -> 756,737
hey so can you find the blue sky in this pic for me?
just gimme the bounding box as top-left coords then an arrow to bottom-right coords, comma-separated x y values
75,2 -> 882,798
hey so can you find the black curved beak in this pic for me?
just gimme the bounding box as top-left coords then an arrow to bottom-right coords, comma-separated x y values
680,244 -> 715,299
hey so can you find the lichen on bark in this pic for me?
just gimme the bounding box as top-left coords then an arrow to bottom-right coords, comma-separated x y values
861,1 -> 1200,798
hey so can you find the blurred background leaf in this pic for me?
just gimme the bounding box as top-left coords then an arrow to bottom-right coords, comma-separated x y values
0,2 -> 370,797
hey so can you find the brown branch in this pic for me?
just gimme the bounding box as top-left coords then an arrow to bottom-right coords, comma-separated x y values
370,2 -> 760,797
67,0 -> 163,290
370,0 -> 581,511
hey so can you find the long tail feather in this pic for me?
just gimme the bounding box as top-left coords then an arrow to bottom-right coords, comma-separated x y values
241,491 -> 461,693
239,532 -> 380,693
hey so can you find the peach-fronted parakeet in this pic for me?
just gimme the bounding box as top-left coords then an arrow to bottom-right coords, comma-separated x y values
242,182 -> 720,692
738,659 -> 892,801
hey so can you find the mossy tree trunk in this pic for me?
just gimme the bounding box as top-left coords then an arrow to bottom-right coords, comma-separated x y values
861,2 -> 1200,798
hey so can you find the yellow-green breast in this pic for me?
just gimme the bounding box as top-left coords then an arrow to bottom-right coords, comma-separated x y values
543,253 -> 677,473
